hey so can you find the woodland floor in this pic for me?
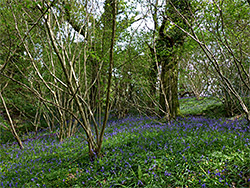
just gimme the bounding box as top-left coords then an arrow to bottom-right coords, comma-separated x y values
0,97 -> 250,187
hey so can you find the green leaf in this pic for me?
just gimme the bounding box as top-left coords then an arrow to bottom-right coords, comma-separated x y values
138,165 -> 142,180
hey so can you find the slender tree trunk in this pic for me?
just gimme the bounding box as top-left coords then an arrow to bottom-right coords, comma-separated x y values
90,60 -> 98,112
147,43 -> 158,110
0,91 -> 24,149
97,0 -> 117,156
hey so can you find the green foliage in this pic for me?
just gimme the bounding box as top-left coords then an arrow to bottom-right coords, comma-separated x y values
0,116 -> 15,144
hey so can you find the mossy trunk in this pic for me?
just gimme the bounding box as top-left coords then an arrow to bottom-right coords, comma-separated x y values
159,57 -> 179,119
155,0 -> 191,119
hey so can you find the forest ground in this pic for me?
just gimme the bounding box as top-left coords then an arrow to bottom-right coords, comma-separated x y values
0,97 -> 250,187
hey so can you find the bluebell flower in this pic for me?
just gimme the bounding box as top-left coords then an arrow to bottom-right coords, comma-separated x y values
164,171 -> 171,176
137,180 -> 143,185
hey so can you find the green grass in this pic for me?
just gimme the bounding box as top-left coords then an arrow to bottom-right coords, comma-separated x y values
180,96 -> 226,118
0,97 -> 250,187
0,116 -> 250,187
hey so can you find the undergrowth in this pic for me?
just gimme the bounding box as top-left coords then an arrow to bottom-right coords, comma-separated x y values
1,116 -> 250,187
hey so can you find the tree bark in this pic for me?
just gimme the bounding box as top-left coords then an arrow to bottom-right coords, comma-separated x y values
159,55 -> 180,119
0,91 -> 24,149
157,18 -> 180,119
98,0 -> 117,156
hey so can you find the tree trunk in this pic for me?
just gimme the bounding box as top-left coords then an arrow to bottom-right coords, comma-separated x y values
97,0 -> 117,157
156,0 -> 191,119
0,91 -> 24,149
157,16 -> 182,119
159,56 -> 179,119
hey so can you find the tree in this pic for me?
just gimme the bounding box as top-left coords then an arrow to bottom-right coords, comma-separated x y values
155,0 -> 191,119
0,0 -> 118,159
166,0 -> 250,121
42,0 -> 117,158
0,83 -> 24,149
0,0 -> 43,137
